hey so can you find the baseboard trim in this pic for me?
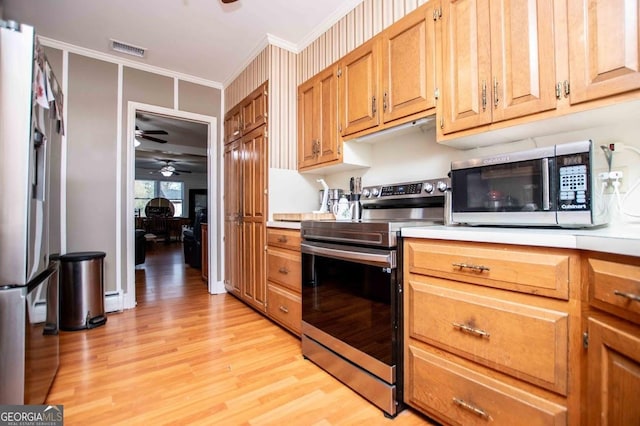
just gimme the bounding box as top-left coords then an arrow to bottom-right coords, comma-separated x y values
105,291 -> 123,313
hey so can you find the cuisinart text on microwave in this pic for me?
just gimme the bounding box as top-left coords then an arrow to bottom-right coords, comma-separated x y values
450,140 -> 609,228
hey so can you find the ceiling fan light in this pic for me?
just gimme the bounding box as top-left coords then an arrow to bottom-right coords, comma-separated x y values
161,170 -> 173,177
134,138 -> 141,147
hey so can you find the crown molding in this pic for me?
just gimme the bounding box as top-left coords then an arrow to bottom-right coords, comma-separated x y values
38,36 -> 223,90
223,0 -> 364,88
297,0 -> 364,51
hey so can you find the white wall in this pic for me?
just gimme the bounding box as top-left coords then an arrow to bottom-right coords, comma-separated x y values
317,119 -> 640,228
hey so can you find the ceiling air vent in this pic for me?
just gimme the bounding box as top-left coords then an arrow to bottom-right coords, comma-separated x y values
110,39 -> 146,58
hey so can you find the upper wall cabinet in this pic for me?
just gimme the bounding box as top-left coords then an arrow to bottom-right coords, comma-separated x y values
242,84 -> 268,134
567,0 -> 640,105
224,106 -> 242,144
338,38 -> 381,137
224,82 -> 268,145
297,1 -> 441,172
298,65 -> 340,170
337,2 -> 440,139
439,0 -> 557,135
381,2 -> 438,124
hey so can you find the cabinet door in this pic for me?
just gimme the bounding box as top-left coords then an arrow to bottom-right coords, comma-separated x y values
440,0 -> 492,134
240,126 -> 268,311
568,0 -> 640,104
224,141 -> 242,295
317,67 -> 340,165
382,3 -> 437,123
242,83 -> 268,133
587,316 -> 640,426
225,106 -> 242,144
489,0 -> 557,122
297,78 -> 319,169
339,38 -> 380,136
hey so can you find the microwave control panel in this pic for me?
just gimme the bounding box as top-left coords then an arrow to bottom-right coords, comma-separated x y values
558,153 -> 589,209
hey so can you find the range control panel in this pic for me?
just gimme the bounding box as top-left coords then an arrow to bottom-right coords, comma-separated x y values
362,178 -> 449,200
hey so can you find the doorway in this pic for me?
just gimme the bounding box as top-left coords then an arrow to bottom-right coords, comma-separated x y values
125,102 -> 220,310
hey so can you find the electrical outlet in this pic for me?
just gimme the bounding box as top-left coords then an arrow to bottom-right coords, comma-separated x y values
609,166 -> 628,192
609,170 -> 624,180
594,167 -> 628,192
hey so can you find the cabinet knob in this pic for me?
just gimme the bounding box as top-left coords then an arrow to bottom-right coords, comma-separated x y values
279,305 -> 289,313
278,267 -> 289,275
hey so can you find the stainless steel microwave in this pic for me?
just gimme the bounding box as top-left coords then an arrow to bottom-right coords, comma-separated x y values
450,140 -> 608,228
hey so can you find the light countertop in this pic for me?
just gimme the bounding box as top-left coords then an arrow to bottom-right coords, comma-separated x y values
267,221 -> 302,230
402,224 -> 640,257
268,220 -> 639,257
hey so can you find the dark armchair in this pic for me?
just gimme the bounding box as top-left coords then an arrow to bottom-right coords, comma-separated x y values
183,209 -> 207,268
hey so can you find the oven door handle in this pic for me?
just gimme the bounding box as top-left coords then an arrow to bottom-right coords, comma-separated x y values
301,242 -> 396,268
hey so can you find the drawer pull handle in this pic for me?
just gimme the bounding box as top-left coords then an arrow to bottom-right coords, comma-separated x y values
614,290 -> 640,302
279,305 -> 289,313
278,267 -> 289,275
277,236 -> 288,243
452,322 -> 490,339
452,262 -> 490,273
452,397 -> 492,420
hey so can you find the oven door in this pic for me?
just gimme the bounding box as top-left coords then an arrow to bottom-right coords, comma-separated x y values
301,240 -> 399,384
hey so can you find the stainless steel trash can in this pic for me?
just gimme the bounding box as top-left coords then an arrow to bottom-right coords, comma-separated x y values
59,251 -> 107,331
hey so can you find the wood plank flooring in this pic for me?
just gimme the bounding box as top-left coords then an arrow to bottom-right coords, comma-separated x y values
46,242 -> 435,425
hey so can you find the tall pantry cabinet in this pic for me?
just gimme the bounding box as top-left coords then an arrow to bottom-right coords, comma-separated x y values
224,82 -> 269,312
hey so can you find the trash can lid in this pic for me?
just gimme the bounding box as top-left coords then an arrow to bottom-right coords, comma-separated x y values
59,251 -> 106,261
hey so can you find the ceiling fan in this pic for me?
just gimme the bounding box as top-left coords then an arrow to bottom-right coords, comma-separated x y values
157,159 -> 192,177
135,126 -> 168,144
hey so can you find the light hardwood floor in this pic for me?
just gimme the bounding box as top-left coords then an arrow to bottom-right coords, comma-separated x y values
46,242 -> 435,425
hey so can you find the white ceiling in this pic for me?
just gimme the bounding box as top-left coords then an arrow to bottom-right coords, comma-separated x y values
3,0 -> 363,85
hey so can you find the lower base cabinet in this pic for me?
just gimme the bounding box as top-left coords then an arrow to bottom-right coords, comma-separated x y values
403,238 -> 582,425
585,252 -> 640,426
265,228 -> 301,336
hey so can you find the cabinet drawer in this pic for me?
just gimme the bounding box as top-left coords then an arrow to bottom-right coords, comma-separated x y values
267,247 -> 301,292
406,240 -> 571,299
267,228 -> 301,251
588,254 -> 640,325
407,276 -> 568,394
406,345 -> 567,426
267,284 -> 301,335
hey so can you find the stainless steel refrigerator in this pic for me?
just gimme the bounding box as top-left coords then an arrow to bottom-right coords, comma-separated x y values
0,20 -> 64,404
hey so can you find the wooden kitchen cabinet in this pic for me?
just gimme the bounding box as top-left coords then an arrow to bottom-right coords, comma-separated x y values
297,65 -> 341,171
224,140 -> 242,296
224,105 -> 242,144
224,82 -> 267,144
240,125 -> 268,311
223,86 -> 269,312
266,228 -> 302,335
439,0 -> 557,135
404,238 -> 583,425
338,38 -> 381,137
567,0 -> 640,105
381,1 -> 438,124
585,252 -> 640,425
241,83 -> 268,134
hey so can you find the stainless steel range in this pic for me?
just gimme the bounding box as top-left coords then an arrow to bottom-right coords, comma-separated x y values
300,177 -> 448,418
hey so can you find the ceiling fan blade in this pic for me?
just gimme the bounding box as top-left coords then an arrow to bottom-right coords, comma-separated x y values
221,0 -> 238,3
174,169 -> 192,174
140,130 -> 168,135
141,135 -> 168,144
